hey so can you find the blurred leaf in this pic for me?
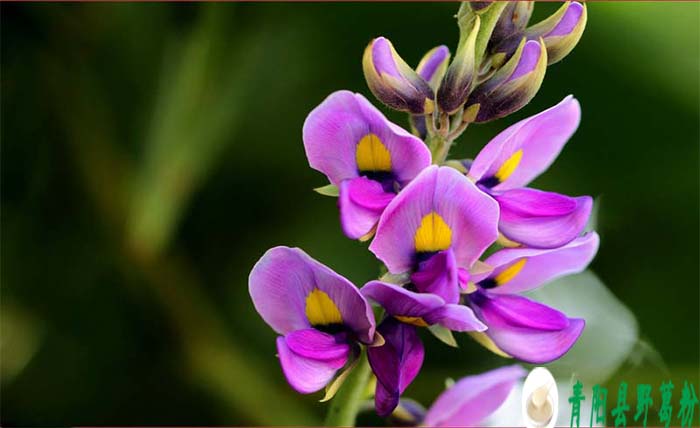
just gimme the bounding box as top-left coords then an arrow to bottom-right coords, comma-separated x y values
127,6 -> 268,259
527,270 -> 640,385
1,301 -> 42,383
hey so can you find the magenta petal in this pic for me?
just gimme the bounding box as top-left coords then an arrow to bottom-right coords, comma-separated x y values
496,188 -> 593,248
276,336 -> 346,394
468,96 -> 581,190
368,318 -> 424,417
471,292 -> 584,364
339,177 -> 395,240
249,247 -> 375,343
303,90 -> 430,186
284,329 -> 351,362
361,281 -> 444,318
423,365 -> 526,427
370,166 -> 499,274
410,249 -> 460,304
473,292 -> 569,331
475,232 -> 599,294
424,304 -> 487,332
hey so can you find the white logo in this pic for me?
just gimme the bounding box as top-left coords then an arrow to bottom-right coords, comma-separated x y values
522,367 -> 558,428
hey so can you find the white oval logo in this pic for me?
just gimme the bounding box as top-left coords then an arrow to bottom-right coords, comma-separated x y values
522,367 -> 558,428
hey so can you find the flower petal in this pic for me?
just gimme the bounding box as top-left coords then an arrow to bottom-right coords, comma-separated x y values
470,292 -> 584,363
424,304 -> 487,332
475,232 -> 599,294
423,365 -> 526,427
472,291 -> 569,331
410,249 -> 460,304
249,247 -> 375,343
368,318 -> 424,417
468,96 -> 581,190
303,91 -> 431,186
495,188 -> 593,248
361,281 -> 444,318
276,336 -> 347,394
338,176 -> 394,240
370,166 -> 499,274
284,328 -> 351,361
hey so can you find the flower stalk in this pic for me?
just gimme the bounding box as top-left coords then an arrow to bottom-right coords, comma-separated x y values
323,349 -> 372,427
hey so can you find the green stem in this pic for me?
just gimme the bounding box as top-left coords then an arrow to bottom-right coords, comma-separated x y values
324,349 -> 372,426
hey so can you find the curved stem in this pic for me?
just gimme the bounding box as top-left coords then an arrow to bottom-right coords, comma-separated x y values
324,349 -> 372,427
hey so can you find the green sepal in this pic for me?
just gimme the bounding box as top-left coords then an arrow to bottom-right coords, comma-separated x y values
314,184 -> 339,197
428,324 -> 458,348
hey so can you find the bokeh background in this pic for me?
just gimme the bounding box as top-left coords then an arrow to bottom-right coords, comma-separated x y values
2,2 -> 698,425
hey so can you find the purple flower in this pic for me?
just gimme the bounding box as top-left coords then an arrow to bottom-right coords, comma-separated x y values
248,246 -> 376,393
303,90 -> 431,240
422,365 -> 527,426
467,95 -> 592,248
362,37 -> 436,114
465,232 -> 599,363
367,318 -> 424,417
369,165 -> 500,304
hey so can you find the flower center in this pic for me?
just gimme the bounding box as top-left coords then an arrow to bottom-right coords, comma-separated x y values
356,133 -> 392,173
478,149 -> 523,188
479,258 -> 527,289
414,211 -> 452,253
305,288 -> 343,327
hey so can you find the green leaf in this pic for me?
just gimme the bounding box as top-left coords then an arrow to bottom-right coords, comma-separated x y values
313,184 -> 339,197
428,324 -> 458,348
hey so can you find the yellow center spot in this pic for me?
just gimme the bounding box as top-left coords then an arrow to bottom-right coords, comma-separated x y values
494,149 -> 523,182
305,289 -> 343,326
414,212 -> 452,253
494,258 -> 527,286
356,133 -> 392,172
395,315 -> 429,327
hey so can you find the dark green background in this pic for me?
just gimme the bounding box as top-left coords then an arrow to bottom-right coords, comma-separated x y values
1,2 -> 698,425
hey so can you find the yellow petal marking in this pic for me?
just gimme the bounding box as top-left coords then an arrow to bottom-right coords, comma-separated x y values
305,289 -> 343,326
494,149 -> 523,182
494,258 -> 527,286
356,133 -> 392,172
395,315 -> 429,327
414,211 -> 452,253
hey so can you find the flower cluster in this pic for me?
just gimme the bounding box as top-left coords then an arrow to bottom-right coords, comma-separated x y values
249,1 -> 596,423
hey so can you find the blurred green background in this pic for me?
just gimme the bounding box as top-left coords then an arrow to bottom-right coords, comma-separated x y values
1,2 -> 698,425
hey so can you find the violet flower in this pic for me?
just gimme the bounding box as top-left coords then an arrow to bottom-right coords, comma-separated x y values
248,246 -> 376,393
465,232 -> 600,363
367,318 -> 424,417
467,95 -> 592,248
369,165 -> 500,305
303,90 -> 431,240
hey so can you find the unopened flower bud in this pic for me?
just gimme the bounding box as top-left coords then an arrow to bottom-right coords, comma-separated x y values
526,1 -> 587,64
466,38 -> 547,123
488,2 -> 534,56
437,16 -> 481,114
363,37 -> 435,114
